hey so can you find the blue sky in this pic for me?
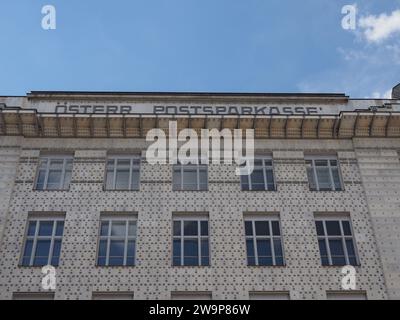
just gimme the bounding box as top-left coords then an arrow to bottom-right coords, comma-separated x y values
0,0 -> 399,97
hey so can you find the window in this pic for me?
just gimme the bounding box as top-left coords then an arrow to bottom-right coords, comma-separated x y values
240,158 -> 275,191
305,157 -> 343,191
13,293 -> 55,300
249,292 -> 290,300
97,217 -> 137,266
105,157 -> 140,190
171,292 -> 212,300
244,217 -> 284,266
173,217 -> 209,266
35,156 -> 73,190
173,162 -> 208,191
315,217 -> 359,266
21,217 -> 65,266
326,291 -> 367,300
92,292 -> 134,300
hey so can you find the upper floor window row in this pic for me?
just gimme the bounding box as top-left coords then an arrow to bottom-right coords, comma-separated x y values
34,155 -> 344,192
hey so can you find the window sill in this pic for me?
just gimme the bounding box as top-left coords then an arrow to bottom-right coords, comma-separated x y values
33,189 -> 70,192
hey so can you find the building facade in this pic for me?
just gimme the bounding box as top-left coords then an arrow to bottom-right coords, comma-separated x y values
0,90 -> 400,300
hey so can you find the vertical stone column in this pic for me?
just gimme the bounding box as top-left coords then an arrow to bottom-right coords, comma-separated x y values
355,142 -> 400,299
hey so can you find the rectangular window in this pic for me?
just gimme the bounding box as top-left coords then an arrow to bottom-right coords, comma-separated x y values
21,217 -> 65,267
305,157 -> 343,191
326,291 -> 367,300
97,216 -> 137,266
315,217 -> 359,266
13,293 -> 55,300
240,158 -> 275,191
105,156 -> 140,190
35,156 -> 73,190
173,162 -> 208,191
172,217 -> 209,266
244,217 -> 284,266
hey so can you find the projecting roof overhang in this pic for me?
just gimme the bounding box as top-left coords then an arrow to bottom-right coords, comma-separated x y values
1,110 -> 399,139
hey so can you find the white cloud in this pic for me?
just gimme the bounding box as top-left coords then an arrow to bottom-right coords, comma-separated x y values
371,89 -> 392,99
359,10 -> 400,43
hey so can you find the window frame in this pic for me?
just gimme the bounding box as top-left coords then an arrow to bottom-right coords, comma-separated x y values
20,216 -> 65,267
315,216 -> 359,266
305,156 -> 344,191
104,155 -> 141,191
172,216 -> 210,267
96,216 -> 137,267
244,216 -> 285,266
34,155 -> 73,191
172,162 -> 208,191
240,157 -> 276,191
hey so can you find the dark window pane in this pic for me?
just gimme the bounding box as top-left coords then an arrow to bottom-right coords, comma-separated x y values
257,240 -> 271,257
183,221 -> 198,236
201,257 -> 209,266
109,240 -> 125,257
318,239 -> 327,256
329,239 -> 345,256
331,256 -> 346,265
321,256 -> 329,266
100,221 -> 109,236
315,221 -> 325,236
240,175 -> 250,191
273,239 -> 283,257
271,221 -> 280,236
52,240 -> 62,260
342,221 -> 352,235
97,257 -> 106,266
183,257 -> 198,266
172,168 -> 181,190
109,257 -> 124,266
258,257 -> 273,266
63,170 -> 71,189
266,170 -> 275,190
36,170 -> 46,190
330,160 -> 337,166
34,240 -> 51,265
247,256 -> 256,266
246,239 -> 254,257
27,221 -> 36,236
51,256 -> 59,266
38,221 -> 54,236
111,222 -> 126,237
184,239 -> 198,257
348,256 -> 358,266
326,221 -> 341,236
200,221 -> 208,236
22,240 -> 33,263
245,221 -> 253,236
173,239 -> 181,257
201,239 -> 209,257
127,240 -> 135,257
345,239 -> 356,256
275,256 -> 284,266
126,257 -> 135,266
250,169 -> 264,183
173,257 -> 181,266
55,221 -> 64,236
98,239 -> 107,257
21,257 -> 31,266
255,221 -> 269,236
173,221 -> 181,236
